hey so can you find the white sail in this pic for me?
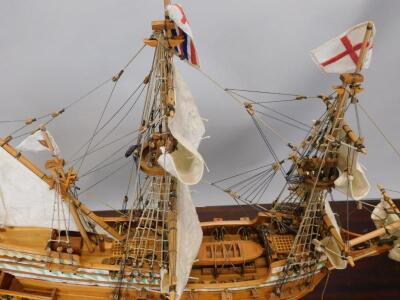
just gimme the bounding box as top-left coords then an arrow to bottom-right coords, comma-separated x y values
17,129 -> 60,156
372,198 -> 400,262
157,68 -> 204,297
158,68 -> 205,185
334,131 -> 370,201
0,147 -> 77,231
325,198 -> 340,234
175,182 -> 202,299
315,199 -> 347,269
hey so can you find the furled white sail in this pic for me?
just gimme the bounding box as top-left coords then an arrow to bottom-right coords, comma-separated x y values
0,147 -> 77,231
158,68 -> 205,186
334,133 -> 370,201
372,198 -> 400,262
315,199 -> 347,269
157,68 -> 204,297
175,182 -> 203,299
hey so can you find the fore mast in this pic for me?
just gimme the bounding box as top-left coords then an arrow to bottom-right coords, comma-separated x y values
271,23 -> 374,294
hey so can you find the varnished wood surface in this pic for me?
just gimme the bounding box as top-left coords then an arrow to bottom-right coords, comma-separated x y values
195,200 -> 400,300
95,200 -> 400,299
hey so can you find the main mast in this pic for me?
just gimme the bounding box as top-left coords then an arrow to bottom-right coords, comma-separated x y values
112,1 -> 183,298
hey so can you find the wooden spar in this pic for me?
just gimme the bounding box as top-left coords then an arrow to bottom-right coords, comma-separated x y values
0,137 -> 50,180
152,20 -> 175,31
67,196 -> 123,241
321,98 -> 366,153
163,0 -> 171,9
348,220 -> 400,247
342,121 -> 366,153
157,8 -> 178,298
144,37 -> 184,48
318,24 -> 372,158
333,27 -> 380,250
330,23 -> 373,138
356,22 -> 374,73
341,227 -> 362,238
377,184 -> 400,214
167,194 -> 177,300
322,215 -> 345,250
0,137 -> 123,241
331,76 -> 351,139
46,159 -> 95,253
66,198 -> 95,252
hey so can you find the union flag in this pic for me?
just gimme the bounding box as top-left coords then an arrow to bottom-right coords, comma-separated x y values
167,3 -> 200,68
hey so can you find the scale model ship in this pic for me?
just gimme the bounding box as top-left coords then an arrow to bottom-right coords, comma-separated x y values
0,2 -> 399,299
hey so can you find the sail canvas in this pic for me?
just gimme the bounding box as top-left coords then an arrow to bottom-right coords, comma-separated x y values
158,68 -> 205,186
0,147 -> 76,230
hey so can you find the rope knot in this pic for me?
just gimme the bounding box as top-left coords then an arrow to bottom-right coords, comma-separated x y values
112,70 -> 124,82
244,102 -> 254,115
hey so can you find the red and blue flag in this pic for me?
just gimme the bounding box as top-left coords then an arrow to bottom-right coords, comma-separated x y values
167,3 -> 200,68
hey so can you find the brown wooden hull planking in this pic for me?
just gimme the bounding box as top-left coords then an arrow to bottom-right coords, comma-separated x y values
0,211 -> 394,300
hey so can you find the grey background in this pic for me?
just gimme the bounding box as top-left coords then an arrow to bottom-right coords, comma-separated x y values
0,0 -> 399,210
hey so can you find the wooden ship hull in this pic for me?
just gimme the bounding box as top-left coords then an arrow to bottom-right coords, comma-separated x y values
0,222 -> 329,300
0,213 -> 395,300
0,2 -> 399,300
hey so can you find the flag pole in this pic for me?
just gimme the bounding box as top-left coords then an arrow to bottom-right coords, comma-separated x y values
355,22 -> 374,73
164,0 -> 171,10
164,0 -> 171,18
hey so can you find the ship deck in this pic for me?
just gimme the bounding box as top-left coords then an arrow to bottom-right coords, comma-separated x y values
0,227 -> 115,270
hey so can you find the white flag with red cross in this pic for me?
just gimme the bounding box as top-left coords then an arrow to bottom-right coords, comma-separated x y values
311,22 -> 375,74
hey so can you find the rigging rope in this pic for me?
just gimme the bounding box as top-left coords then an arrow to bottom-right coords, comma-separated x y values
385,188 -> 400,194
251,101 -> 311,129
122,45 -> 147,70
5,78 -> 111,140
320,271 -> 331,300
354,102 -> 363,138
254,110 -> 310,132
225,88 -> 303,97
226,89 -> 312,132
212,164 -> 274,184
79,156 -> 126,178
76,115 -> 163,177
358,103 -> 400,161
77,81 -> 119,173
78,161 -> 130,196
0,119 -> 25,123
252,114 -> 291,145
67,130 -> 139,166
89,84 -> 147,152
194,68 -> 316,161
196,68 -> 243,105
2,44 -> 147,144
77,139 -> 137,177
68,80 -> 145,163
205,179 -> 268,212
251,97 -> 321,104
124,158 -> 137,199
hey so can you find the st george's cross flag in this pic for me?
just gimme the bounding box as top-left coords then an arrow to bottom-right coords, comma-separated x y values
166,3 -> 200,68
311,22 -> 375,74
